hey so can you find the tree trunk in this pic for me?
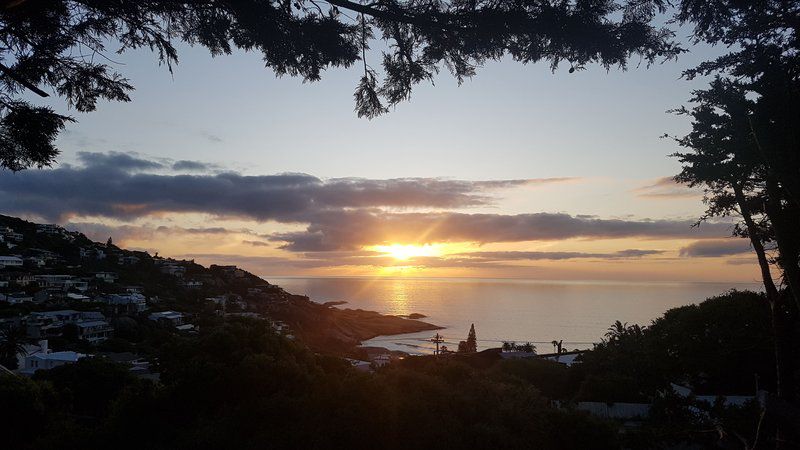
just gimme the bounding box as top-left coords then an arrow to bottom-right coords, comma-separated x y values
747,117 -> 800,311
733,183 -> 789,449
764,177 -> 800,312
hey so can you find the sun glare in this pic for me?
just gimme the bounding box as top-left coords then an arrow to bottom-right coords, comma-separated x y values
373,243 -> 441,261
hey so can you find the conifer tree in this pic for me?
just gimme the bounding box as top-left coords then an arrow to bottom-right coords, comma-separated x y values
466,323 -> 477,353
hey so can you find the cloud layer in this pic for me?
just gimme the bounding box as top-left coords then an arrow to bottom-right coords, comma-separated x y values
1,152 -> 738,272
270,210 -> 732,251
679,239 -> 753,257
0,152 -> 565,222
634,177 -> 700,199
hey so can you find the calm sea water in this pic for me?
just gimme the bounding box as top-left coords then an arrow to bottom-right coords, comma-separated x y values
266,277 -> 761,355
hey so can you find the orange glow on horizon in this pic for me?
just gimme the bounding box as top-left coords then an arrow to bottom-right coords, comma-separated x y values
372,243 -> 442,261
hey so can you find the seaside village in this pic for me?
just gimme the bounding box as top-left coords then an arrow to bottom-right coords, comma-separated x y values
0,217 -> 760,426
0,219 -> 299,381
0,217 -> 586,377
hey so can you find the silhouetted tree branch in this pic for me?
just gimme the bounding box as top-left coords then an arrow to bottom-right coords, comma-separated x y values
0,0 -> 682,170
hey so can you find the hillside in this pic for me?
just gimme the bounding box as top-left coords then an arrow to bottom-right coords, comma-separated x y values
0,214 -> 439,357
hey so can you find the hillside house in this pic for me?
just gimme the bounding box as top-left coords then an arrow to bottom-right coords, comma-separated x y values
118,255 -> 140,265
159,265 -> 186,277
211,264 -> 247,278
76,320 -> 114,343
0,228 -> 23,242
19,340 -> 86,375
80,247 -> 107,260
32,275 -> 89,292
94,272 -> 119,283
0,273 -> 34,287
66,293 -> 92,302
178,279 -> 203,289
0,292 -> 33,304
34,274 -> 75,289
148,310 -> 185,326
0,256 -> 23,268
35,224 -> 62,235
26,310 -> 109,340
541,351 -> 585,367
103,293 -> 148,314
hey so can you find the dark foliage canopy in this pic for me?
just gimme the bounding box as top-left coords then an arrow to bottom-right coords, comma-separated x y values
0,0 -> 683,170
670,0 -> 800,316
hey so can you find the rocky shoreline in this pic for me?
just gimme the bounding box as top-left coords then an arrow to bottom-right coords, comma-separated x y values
264,294 -> 442,356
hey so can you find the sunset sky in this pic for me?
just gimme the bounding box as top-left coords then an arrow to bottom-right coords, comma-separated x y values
1,39 -> 761,282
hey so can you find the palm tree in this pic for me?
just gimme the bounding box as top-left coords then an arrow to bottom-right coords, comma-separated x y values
0,325 -> 27,369
605,320 -> 627,341
522,342 -> 535,353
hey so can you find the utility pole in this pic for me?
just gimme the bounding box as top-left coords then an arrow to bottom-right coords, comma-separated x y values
430,333 -> 444,355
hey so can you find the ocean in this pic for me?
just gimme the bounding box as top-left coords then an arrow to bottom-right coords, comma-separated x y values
266,277 -> 762,355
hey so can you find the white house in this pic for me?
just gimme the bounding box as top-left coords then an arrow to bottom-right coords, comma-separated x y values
103,293 -> 148,314
66,293 -> 92,302
0,256 -> 23,268
81,248 -> 106,260
19,340 -> 86,375
206,295 -> 227,306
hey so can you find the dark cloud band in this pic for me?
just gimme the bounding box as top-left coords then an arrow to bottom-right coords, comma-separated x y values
679,239 -> 752,257
0,151 -> 563,221
2,152 -> 734,253
270,210 -> 733,251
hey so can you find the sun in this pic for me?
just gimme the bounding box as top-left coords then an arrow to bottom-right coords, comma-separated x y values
373,243 -> 440,261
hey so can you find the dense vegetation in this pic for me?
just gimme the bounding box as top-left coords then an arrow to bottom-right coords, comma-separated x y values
2,317 -> 617,450
2,289 -> 788,449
